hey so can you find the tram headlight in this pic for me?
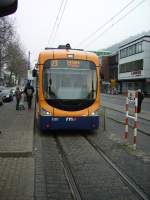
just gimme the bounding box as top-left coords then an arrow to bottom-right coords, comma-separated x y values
40,108 -> 52,116
90,109 -> 99,116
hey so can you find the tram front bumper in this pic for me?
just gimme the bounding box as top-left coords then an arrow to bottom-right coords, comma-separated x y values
38,116 -> 100,130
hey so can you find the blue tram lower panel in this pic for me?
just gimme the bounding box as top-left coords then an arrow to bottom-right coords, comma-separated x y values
38,115 -> 100,130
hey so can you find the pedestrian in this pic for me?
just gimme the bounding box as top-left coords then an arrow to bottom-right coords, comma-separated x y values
15,86 -> 22,110
24,81 -> 34,110
137,89 -> 144,113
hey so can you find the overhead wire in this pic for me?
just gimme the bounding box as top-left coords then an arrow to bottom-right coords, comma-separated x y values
52,0 -> 69,45
83,0 -> 146,49
76,0 -> 137,47
47,0 -> 65,46
76,0 -> 143,48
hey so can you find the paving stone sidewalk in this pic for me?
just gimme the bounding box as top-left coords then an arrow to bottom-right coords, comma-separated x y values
0,101 -> 35,200
0,101 -> 34,155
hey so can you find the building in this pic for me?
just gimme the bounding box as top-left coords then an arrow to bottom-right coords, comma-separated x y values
95,51 -> 112,93
100,34 -> 150,95
118,35 -> 150,95
100,52 -> 119,94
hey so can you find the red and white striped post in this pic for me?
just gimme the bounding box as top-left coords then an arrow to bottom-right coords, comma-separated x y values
133,91 -> 138,150
124,90 -> 138,150
124,95 -> 129,142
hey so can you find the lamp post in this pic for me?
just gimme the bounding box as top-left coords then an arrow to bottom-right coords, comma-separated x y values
28,51 -> 31,70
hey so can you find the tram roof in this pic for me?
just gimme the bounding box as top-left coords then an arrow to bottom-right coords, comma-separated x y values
38,44 -> 100,64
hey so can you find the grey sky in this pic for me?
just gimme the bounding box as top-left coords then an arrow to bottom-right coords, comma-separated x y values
11,0 -> 150,66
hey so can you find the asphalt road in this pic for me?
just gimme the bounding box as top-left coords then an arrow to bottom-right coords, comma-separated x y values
100,93 -> 150,134
101,94 -> 150,112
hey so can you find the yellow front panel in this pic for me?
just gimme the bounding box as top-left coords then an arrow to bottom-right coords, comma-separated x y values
37,48 -> 101,117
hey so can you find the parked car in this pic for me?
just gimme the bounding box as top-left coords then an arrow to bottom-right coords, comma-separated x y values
0,86 -> 6,105
10,87 -> 16,96
2,88 -> 13,102
0,92 -> 3,105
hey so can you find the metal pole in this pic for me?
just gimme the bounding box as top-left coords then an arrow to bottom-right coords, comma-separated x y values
104,107 -> 107,131
133,91 -> 138,150
124,95 -> 128,142
28,51 -> 31,70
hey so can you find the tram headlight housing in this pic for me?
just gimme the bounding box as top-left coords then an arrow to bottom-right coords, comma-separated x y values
90,109 -> 99,116
40,108 -> 52,116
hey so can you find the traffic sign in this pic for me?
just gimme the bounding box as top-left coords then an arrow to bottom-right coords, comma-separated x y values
128,90 -> 136,103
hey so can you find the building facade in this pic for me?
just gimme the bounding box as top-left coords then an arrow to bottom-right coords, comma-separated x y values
100,53 -> 119,94
118,35 -> 150,95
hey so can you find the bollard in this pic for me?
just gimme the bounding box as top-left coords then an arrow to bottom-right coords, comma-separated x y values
124,96 -> 129,143
124,90 -> 138,150
133,91 -> 138,150
103,107 -> 107,131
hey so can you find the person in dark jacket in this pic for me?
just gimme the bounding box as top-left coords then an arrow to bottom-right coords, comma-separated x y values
137,89 -> 144,113
24,81 -> 34,110
15,86 -> 22,110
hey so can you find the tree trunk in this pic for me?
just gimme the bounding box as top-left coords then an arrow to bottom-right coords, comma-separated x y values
8,71 -> 12,86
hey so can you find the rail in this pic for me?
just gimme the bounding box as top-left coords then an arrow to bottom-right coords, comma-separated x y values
55,135 -> 83,200
85,136 -> 150,200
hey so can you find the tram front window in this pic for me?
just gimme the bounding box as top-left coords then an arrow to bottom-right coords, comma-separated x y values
43,59 -> 97,110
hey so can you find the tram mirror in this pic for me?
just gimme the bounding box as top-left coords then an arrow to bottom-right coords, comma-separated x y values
32,69 -> 37,77
0,0 -> 18,17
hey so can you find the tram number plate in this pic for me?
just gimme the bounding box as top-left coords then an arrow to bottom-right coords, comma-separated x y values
66,117 -> 77,122
52,117 -> 59,122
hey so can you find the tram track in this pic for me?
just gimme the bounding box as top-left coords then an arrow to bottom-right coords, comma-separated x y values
53,133 -> 148,200
54,135 -> 83,200
84,135 -> 150,200
34,125 -> 150,200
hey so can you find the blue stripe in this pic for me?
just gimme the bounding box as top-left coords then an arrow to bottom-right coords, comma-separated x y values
38,116 -> 100,130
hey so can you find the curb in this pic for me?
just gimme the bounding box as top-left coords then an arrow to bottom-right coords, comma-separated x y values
0,151 -> 33,157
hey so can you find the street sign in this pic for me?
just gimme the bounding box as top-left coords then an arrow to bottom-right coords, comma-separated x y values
128,90 -> 136,103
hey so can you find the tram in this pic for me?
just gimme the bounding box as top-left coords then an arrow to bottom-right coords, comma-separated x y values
35,44 -> 101,130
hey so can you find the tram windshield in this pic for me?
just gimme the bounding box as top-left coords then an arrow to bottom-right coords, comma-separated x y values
43,59 -> 97,101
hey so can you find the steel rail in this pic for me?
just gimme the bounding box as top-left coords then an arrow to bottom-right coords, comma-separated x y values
54,135 -> 83,200
85,136 -> 149,200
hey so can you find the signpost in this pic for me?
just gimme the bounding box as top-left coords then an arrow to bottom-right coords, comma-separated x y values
124,90 -> 138,150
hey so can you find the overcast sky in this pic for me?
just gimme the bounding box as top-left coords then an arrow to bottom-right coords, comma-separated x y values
11,0 -> 150,66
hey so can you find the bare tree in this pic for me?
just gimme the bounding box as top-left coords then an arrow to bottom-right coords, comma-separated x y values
0,17 -> 14,77
6,40 -> 28,85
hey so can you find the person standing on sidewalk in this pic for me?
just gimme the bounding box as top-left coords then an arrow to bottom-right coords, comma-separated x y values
24,81 -> 34,110
137,89 -> 144,113
15,86 -> 22,110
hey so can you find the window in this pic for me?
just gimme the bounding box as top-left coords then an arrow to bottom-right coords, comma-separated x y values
119,59 -> 143,73
120,42 -> 143,59
135,43 -> 138,54
138,42 -> 142,53
43,59 -> 97,100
